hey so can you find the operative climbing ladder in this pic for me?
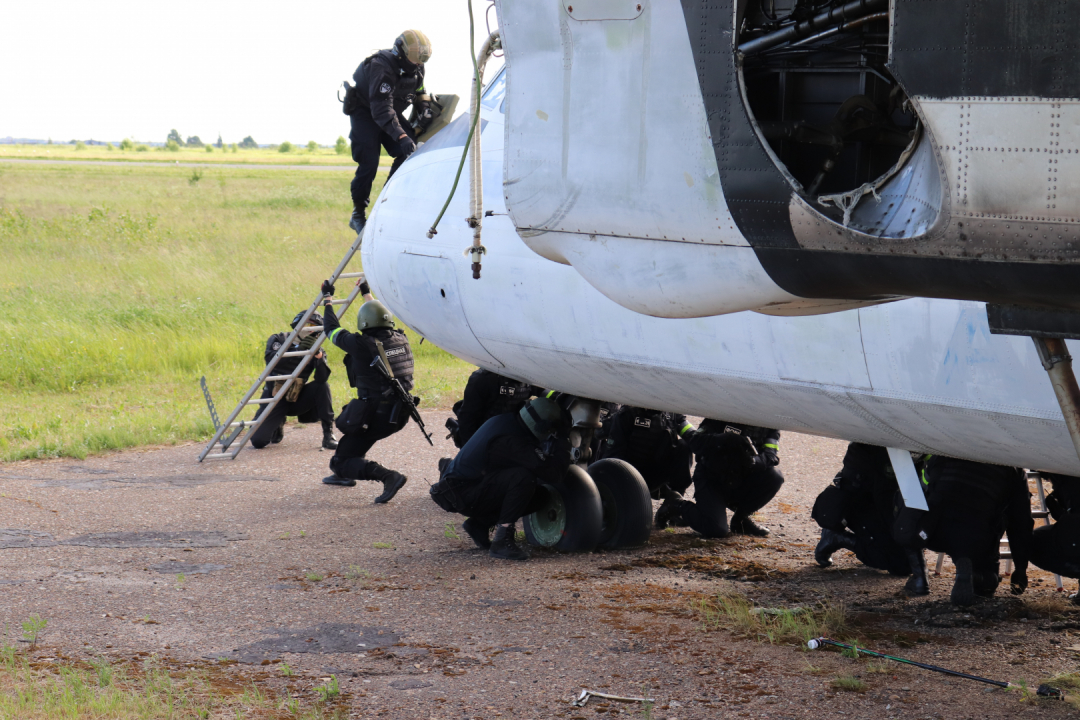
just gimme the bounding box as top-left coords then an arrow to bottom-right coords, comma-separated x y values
198,233 -> 366,461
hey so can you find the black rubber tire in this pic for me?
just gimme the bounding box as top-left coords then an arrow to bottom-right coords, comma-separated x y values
589,458 -> 653,549
523,465 -> 603,552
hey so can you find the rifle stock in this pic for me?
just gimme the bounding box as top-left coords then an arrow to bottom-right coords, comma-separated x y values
371,342 -> 434,446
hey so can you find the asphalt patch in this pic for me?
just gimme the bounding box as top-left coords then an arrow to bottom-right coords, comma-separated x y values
388,679 -> 433,690
0,529 -> 57,549
219,623 -> 401,664
33,474 -> 282,490
62,531 -> 248,548
150,562 -> 229,574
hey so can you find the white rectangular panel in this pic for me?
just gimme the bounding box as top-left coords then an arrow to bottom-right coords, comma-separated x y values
887,447 -> 928,511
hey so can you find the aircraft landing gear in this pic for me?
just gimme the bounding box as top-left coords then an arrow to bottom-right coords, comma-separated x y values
522,398 -> 654,552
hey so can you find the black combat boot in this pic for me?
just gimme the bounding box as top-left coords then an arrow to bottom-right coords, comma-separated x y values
814,528 -> 857,568
321,421 -> 338,450
654,484 -> 685,530
950,557 -> 976,607
730,512 -> 770,537
462,518 -> 493,549
321,473 -> 356,487
490,524 -> 529,561
271,421 -> 285,444
973,570 -> 1001,598
366,461 -> 407,504
903,549 -> 930,596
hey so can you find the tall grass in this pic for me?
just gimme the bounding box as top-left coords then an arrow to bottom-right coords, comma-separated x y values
0,161 -> 472,461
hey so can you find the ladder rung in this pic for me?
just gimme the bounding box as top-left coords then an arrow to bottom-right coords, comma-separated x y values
265,375 -> 295,382
329,299 -> 351,305
1033,510 -> 1049,518
204,453 -> 235,460
338,272 -> 364,279
247,398 -> 274,405
282,350 -> 315,357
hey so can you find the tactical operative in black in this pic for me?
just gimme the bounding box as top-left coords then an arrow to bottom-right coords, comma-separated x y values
446,368 -> 536,448
811,443 -> 914,583
906,457 -> 1033,606
599,406 -> 695,497
1030,473 -> 1080,603
344,30 -> 432,234
657,419 -> 783,538
320,288 -> 414,504
430,397 -> 572,561
249,311 -> 336,451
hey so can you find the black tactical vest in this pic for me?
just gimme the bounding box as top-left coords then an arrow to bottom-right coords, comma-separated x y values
627,411 -> 675,454
352,330 -> 415,396
487,379 -> 532,417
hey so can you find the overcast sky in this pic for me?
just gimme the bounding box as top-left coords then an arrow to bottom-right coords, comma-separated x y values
0,0 -> 500,144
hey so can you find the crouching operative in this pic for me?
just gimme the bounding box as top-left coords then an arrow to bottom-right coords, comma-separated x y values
913,457 -> 1033,606
599,406 -> 695,497
446,368 -> 536,448
430,396 -> 572,560
250,310 -> 337,450
1030,473 -> 1080,603
320,281 -> 413,503
656,420 -> 783,537
811,443 -> 913,581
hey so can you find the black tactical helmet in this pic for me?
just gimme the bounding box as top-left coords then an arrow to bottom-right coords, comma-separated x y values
393,29 -> 432,65
519,396 -> 569,440
291,310 -> 324,329
357,299 -> 395,330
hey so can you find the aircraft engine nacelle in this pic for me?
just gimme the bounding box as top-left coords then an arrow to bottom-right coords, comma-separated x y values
495,0 -> 1080,324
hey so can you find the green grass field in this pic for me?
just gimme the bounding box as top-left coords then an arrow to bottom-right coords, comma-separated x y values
0,160 -> 472,462
0,143 -> 391,167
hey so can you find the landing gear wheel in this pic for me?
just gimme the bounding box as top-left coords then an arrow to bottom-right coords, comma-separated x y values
523,465 -> 603,552
588,459 -> 652,549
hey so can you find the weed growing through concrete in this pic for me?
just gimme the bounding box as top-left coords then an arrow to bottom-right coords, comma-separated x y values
831,674 -> 867,693
444,523 -> 460,540
315,674 -> 340,701
21,615 -> 46,650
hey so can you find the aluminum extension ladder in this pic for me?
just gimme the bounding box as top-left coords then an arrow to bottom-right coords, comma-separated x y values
198,233 -> 366,461
932,470 -> 1064,591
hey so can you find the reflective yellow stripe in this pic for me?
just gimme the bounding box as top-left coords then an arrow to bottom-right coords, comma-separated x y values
764,443 -> 778,450
920,454 -> 932,486
679,422 -> 695,435
545,390 -> 556,399
329,328 -> 344,343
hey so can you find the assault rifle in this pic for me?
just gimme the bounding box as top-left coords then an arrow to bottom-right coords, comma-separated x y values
371,340 -> 434,446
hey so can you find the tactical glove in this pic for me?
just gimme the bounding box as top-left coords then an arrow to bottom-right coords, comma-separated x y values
399,136 -> 417,156
762,448 -> 780,466
321,279 -> 335,296
359,280 -> 371,296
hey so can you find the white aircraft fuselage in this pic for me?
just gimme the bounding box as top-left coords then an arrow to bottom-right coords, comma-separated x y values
362,0 -> 1080,476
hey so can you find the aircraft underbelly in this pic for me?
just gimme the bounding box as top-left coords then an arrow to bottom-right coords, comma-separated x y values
365,91 -> 1080,476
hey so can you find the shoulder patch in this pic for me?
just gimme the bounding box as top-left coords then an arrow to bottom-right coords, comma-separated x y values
378,82 -> 392,95
634,417 -> 652,429
724,425 -> 743,435
271,342 -> 282,352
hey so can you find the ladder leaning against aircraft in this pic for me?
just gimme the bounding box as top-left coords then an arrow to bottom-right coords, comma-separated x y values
197,232 -> 367,462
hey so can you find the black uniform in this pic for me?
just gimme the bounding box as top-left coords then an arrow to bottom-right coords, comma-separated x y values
249,333 -> 333,449
599,406 -> 694,496
811,443 -> 910,575
1031,473 -> 1080,584
676,419 -> 784,537
431,412 -> 571,528
348,49 -> 425,220
323,304 -> 414,481
918,457 -> 1033,601
449,369 -> 535,448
